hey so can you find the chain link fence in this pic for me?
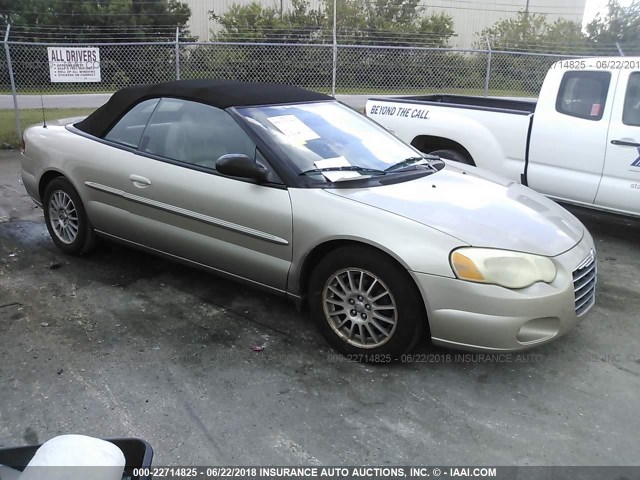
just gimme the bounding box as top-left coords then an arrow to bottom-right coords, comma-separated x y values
0,28 -> 614,146
181,42 -> 334,89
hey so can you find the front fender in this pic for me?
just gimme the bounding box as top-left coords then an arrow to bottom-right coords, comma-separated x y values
287,188 -> 464,296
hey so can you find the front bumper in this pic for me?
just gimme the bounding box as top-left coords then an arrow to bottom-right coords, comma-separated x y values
412,232 -> 596,352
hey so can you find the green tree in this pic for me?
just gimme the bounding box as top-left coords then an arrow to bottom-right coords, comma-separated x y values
211,0 -> 454,47
0,0 -> 191,41
476,11 -> 587,53
324,0 -> 454,47
205,0 -> 455,90
417,12 -> 456,44
475,11 -> 588,95
324,0 -> 456,92
200,0 -> 328,86
210,0 -> 325,43
0,1 -> 191,90
586,0 -> 640,54
544,18 -> 588,49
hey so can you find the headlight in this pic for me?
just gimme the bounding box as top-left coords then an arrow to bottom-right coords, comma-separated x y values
450,247 -> 557,289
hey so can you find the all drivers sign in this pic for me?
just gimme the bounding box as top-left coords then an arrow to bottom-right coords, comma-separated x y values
47,47 -> 101,83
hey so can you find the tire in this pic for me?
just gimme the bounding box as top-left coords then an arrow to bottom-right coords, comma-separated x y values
428,148 -> 474,166
309,246 -> 426,361
43,177 -> 95,255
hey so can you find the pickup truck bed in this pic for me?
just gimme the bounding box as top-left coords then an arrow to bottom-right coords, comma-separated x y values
367,95 -> 534,182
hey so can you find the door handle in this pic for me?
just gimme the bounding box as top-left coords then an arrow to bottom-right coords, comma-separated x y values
129,174 -> 151,188
611,139 -> 640,147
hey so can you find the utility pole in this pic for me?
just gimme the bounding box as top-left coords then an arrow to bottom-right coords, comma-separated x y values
523,0 -> 530,44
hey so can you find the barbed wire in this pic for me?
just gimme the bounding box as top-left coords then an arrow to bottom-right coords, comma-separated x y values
0,2 -> 631,54
3,25 -> 630,51
0,10 -> 188,16
8,25 -> 185,30
5,23 -> 189,42
3,36 -> 630,54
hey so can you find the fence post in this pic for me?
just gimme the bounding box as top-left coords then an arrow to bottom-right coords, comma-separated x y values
3,25 -> 22,144
483,37 -> 492,97
331,0 -> 337,97
175,26 -> 181,80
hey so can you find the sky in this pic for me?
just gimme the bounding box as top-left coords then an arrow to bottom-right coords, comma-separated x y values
583,0 -> 633,26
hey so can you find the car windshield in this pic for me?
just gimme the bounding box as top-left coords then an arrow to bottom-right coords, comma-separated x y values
236,101 -> 432,183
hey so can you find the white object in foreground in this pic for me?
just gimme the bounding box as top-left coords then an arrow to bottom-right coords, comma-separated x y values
19,434 -> 125,480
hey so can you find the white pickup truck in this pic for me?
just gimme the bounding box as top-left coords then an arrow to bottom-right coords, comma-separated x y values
365,57 -> 640,217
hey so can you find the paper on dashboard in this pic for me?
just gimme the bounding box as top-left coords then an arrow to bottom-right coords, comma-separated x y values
267,115 -> 320,144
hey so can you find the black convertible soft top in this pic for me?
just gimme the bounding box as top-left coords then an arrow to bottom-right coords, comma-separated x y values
75,79 -> 333,138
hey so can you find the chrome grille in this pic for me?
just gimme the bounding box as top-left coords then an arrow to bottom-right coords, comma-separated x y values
573,252 -> 597,316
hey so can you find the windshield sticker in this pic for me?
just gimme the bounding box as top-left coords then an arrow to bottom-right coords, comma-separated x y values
267,115 -> 320,143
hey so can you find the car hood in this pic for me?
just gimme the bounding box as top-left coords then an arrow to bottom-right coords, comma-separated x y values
326,163 -> 584,257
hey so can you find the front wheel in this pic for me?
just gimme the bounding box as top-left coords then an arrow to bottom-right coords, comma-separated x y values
43,177 -> 95,255
309,246 -> 426,360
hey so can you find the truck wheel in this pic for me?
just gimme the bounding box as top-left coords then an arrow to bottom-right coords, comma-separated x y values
428,149 -> 474,166
43,177 -> 96,255
309,246 -> 425,361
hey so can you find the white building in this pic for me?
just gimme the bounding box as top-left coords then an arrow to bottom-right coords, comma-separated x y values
183,0 -> 586,48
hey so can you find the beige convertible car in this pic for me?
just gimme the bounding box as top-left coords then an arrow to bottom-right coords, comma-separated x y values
20,80 -> 597,360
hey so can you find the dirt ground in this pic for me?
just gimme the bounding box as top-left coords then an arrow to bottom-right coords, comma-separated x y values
1,150 -> 639,466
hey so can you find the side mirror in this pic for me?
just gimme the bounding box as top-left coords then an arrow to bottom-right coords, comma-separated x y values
216,154 -> 269,182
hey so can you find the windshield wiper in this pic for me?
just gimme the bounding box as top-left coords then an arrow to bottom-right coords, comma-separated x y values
300,166 -> 386,177
385,155 -> 439,173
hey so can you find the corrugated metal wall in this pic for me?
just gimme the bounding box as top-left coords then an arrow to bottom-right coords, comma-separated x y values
183,0 -> 586,48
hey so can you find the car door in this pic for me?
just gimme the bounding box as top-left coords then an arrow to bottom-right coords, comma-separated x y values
119,98 -> 293,292
78,98 -> 161,241
595,70 -> 640,216
527,70 -> 618,205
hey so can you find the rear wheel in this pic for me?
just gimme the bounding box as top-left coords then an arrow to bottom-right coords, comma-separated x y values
428,148 -> 474,166
309,246 -> 426,361
43,177 -> 95,255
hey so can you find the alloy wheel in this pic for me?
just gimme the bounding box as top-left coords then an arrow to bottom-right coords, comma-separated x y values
48,190 -> 79,244
322,268 -> 398,348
